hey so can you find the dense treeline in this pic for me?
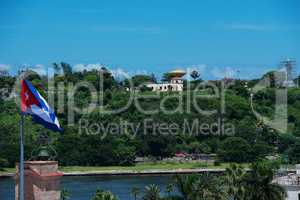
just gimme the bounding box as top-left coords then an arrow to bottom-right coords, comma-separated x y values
1,63 -> 300,168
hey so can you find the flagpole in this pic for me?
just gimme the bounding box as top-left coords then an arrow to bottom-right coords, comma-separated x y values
19,104 -> 25,200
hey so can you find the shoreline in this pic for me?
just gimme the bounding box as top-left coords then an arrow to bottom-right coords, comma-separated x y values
0,168 -> 227,178
0,168 -> 296,178
62,168 -> 227,176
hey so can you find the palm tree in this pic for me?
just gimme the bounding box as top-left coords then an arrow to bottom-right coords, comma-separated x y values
131,186 -> 141,200
60,189 -> 70,200
245,161 -> 287,200
225,164 -> 247,200
175,175 -> 199,200
192,173 -> 228,200
91,189 -> 119,200
143,184 -> 161,200
175,174 -> 228,200
52,62 -> 61,75
165,183 -> 174,197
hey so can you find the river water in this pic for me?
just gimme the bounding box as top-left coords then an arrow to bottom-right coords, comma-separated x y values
0,175 -> 177,200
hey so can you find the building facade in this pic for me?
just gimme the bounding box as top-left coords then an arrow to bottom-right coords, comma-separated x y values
146,69 -> 185,92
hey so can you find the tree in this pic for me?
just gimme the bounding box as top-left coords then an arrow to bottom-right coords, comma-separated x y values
175,174 -> 227,200
251,141 -> 274,160
225,164 -> 246,200
162,73 -> 172,82
190,70 -> 200,81
198,142 -> 212,154
53,63 -> 61,75
175,175 -> 197,200
91,189 -> 119,200
61,62 -> 72,76
189,142 -> 211,154
60,189 -> 70,200
131,187 -> 141,200
0,158 -> 8,171
129,75 -> 154,87
144,135 -> 175,158
143,184 -> 161,200
219,137 -> 251,163
286,141 -> 300,164
189,142 -> 201,154
151,73 -> 157,83
192,174 -> 227,200
165,183 -> 174,197
245,160 -> 286,200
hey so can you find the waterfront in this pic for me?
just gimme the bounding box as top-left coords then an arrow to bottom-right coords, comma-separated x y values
0,175 -> 176,200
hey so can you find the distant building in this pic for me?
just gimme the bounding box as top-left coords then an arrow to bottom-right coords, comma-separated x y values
274,164 -> 300,200
146,69 -> 186,92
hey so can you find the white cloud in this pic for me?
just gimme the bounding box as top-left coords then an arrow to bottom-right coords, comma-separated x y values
110,68 -> 132,81
73,63 -> 106,72
211,67 -> 238,79
0,64 -> 10,71
29,64 -> 46,75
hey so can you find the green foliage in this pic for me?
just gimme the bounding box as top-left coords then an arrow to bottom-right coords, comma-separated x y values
91,189 -> 119,200
131,187 -> 141,200
142,135 -> 176,158
219,137 -> 251,163
188,142 -> 211,154
165,183 -> 174,197
225,164 -> 246,200
60,189 -> 70,200
125,75 -> 154,87
245,160 -> 286,200
0,158 -> 9,170
143,184 -> 161,200
175,174 -> 227,200
160,196 -> 182,200
251,141 -> 274,159
1,67 -> 300,168
286,141 -> 300,164
55,133 -> 136,166
84,160 -> 286,200
173,160 -> 285,200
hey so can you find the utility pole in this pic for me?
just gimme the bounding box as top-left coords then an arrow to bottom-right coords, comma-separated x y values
19,112 -> 24,200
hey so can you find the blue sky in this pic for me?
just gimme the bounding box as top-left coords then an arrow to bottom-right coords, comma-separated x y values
0,0 -> 299,79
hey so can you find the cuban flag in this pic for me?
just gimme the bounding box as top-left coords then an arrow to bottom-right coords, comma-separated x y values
21,79 -> 62,132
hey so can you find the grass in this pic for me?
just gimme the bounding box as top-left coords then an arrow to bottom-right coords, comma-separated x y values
0,167 -> 16,174
59,162 -> 248,173
1,162 -> 251,174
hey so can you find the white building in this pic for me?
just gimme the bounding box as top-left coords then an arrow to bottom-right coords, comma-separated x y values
146,69 -> 185,92
274,165 -> 300,200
